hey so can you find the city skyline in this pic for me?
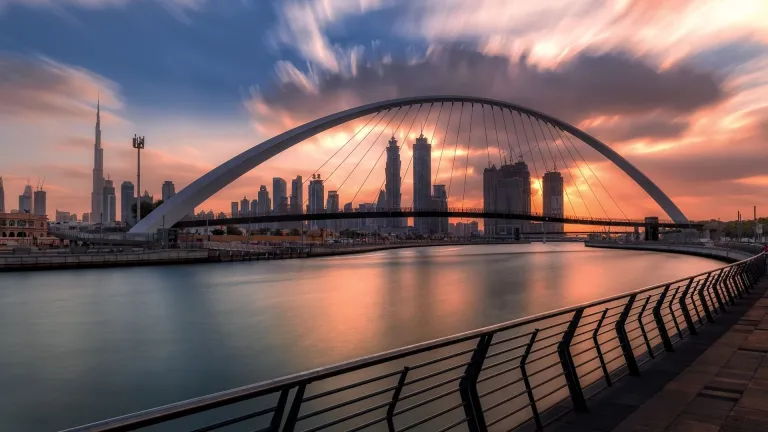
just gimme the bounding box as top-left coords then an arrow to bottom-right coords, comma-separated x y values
1,1 -> 767,221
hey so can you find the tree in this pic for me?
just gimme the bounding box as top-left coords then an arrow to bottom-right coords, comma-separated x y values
270,229 -> 284,236
131,199 -> 164,221
225,225 -> 242,235
257,227 -> 271,235
211,228 -> 225,235
288,228 -> 301,236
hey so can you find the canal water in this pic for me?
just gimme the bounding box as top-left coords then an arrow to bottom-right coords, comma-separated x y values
0,243 -> 723,430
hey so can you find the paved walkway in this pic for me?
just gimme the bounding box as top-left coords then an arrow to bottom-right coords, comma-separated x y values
550,276 -> 768,432
613,278 -> 768,432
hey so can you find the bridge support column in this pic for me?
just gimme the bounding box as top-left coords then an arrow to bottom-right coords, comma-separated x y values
644,217 -> 659,241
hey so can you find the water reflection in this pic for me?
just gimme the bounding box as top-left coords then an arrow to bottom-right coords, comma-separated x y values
0,243 -> 722,430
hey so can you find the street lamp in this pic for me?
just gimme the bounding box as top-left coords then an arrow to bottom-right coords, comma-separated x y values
132,135 -> 145,223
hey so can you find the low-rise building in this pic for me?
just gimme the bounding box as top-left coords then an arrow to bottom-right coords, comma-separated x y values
0,212 -> 49,242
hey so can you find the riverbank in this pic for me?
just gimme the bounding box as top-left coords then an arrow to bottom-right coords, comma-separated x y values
0,240 -> 533,271
585,241 -> 757,262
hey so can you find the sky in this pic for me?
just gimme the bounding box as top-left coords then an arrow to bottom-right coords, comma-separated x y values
0,0 -> 767,223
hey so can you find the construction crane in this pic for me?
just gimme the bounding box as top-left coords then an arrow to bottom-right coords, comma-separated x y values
36,177 -> 45,191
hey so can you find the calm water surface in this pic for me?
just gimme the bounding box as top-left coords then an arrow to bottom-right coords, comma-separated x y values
0,243 -> 723,430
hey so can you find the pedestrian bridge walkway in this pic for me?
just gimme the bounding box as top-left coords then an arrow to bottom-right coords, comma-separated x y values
553,276 -> 768,432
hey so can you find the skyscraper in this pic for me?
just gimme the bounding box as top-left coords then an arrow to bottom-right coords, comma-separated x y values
326,190 -> 340,232
308,174 -> 324,229
250,199 -> 258,216
430,185 -> 448,234
483,159 -> 531,236
91,99 -> 105,223
121,181 -> 135,225
33,188 -> 46,216
290,175 -> 303,214
231,201 -> 239,217
412,133 -> 432,233
161,181 -> 176,202
257,186 -> 271,217
273,177 -> 288,214
102,179 -> 116,223
342,202 -> 357,230
543,170 -> 564,233
0,177 -> 5,213
141,191 -> 154,205
18,185 -> 32,213
240,197 -> 250,217
385,136 -> 403,228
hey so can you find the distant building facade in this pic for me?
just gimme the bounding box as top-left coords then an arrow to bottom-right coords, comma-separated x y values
102,179 -> 116,223
308,175 -> 324,230
121,181 -> 135,225
543,171 -> 564,233
161,181 -> 176,202
33,189 -> 46,216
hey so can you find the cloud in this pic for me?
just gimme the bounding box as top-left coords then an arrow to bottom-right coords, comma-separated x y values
581,114 -> 691,143
270,0 -> 392,74
0,0 -> 207,13
0,53 -> 123,121
249,46 -> 725,131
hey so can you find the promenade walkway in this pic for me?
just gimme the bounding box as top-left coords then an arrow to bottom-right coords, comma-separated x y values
553,276 -> 768,432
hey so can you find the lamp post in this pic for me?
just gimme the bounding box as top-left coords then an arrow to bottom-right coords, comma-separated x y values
132,135 -> 145,223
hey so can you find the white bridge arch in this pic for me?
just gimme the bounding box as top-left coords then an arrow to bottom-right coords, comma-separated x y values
130,95 -> 688,234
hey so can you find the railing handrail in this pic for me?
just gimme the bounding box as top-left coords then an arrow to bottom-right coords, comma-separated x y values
62,251 -> 765,432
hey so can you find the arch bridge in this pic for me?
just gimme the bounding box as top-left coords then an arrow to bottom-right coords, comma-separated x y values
131,95 -> 689,234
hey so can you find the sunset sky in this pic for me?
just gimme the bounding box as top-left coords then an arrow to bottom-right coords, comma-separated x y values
1,0 -> 767,222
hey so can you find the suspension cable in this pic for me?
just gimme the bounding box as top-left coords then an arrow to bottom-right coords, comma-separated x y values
370,103 -> 425,205
351,105 -> 413,204
499,106 -> 535,216
433,102 -> 455,185
524,113 -> 551,173
535,118 -> 578,217
302,111 -> 381,186
555,126 -> 629,221
481,104 -> 493,168
446,103 -> 465,197
513,109 -> 543,214
491,105 -> 505,164
336,108 -> 401,192
400,103 -> 435,185
461,103 -> 475,210
553,126 -> 614,219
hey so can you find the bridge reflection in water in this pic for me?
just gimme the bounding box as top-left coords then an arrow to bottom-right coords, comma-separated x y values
63,253 -> 765,432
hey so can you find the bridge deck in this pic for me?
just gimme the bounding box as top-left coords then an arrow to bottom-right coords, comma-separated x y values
552,276 -> 768,432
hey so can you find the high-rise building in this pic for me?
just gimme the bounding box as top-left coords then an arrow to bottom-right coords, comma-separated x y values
483,159 -> 531,236
141,191 -> 154,205
161,181 -> 176,202
257,186 -> 271,216
0,176 -> 5,213
91,99 -> 105,223
102,179 -> 116,223
18,185 -> 32,213
342,202 -> 357,230
430,185 -> 448,234
239,197 -> 249,217
326,190 -> 340,232
412,133 -> 432,233
384,136 -> 403,228
33,188 -> 46,216
273,177 -> 288,214
290,175 -> 303,214
82,213 -> 90,223
308,174 -> 324,229
231,201 -> 239,217
543,170 -> 564,233
55,210 -> 71,223
120,181 -> 135,225
250,199 -> 258,216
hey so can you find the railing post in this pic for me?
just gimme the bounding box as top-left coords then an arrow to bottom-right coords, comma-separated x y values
697,273 -> 714,323
689,280 -> 704,325
558,308 -> 588,412
722,267 -> 737,306
667,285 -> 683,340
269,389 -> 290,431
653,285 -> 674,352
679,278 -> 697,336
592,308 -> 612,386
282,384 -> 306,432
637,296 -> 654,359
460,334 -> 493,432
617,295 -> 640,376
710,269 -> 726,314
387,367 -> 409,432
729,264 -> 744,298
520,330 -> 542,430
739,266 -> 752,293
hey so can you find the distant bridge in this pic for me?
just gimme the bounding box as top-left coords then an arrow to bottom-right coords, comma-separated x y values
174,208 -> 701,230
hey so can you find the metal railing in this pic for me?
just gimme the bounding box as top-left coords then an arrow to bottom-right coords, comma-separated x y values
62,254 -> 765,432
